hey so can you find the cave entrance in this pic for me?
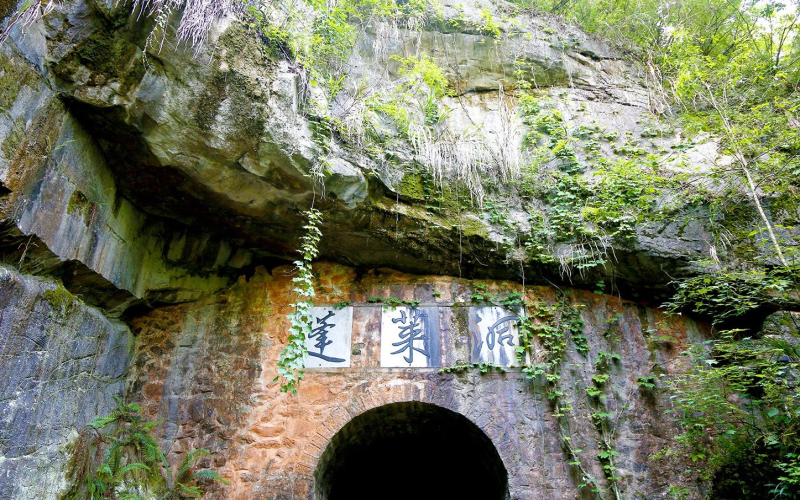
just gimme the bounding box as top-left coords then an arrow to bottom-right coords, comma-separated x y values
313,401 -> 509,500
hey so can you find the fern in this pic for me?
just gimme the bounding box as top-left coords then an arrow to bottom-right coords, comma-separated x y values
191,470 -> 227,482
177,450 -> 209,481
62,398 -> 227,500
163,448 -> 230,499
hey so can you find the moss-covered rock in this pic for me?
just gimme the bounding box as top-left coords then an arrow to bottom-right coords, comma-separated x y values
0,52 -> 38,112
1,116 -> 25,159
43,282 -> 77,314
397,171 -> 426,201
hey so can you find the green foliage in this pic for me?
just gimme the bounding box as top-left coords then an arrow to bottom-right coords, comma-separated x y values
62,399 -> 165,500
542,171 -> 587,239
512,1 -> 800,278
586,345 -> 625,492
515,90 -> 677,274
582,158 -> 667,241
484,199 -> 511,226
163,449 -> 228,499
438,362 -> 507,374
665,331 -> 800,497
664,267 -> 797,324
515,292 -> 607,493
478,8 -> 502,39
517,292 -> 586,378
382,297 -> 420,309
636,375 -> 657,389
367,52 -> 451,135
383,296 -> 404,308
522,98 -> 583,174
394,54 -> 449,99
525,0 -> 800,256
503,291 -> 525,307
594,350 -> 621,367
274,208 -> 323,395
668,486 -> 690,499
532,156 -> 668,249
244,0 -> 437,101
62,399 -> 227,500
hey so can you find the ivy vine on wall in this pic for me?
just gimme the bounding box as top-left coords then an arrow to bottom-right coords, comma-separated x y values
274,208 -> 323,395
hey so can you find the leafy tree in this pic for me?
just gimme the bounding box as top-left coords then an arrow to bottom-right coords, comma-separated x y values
665,331 -> 800,497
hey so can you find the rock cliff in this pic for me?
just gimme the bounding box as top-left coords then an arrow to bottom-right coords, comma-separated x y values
5,0 -> 795,304
0,0 -> 797,498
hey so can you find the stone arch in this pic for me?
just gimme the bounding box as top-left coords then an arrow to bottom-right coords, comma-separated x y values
301,376 -> 522,470
312,400 -> 510,500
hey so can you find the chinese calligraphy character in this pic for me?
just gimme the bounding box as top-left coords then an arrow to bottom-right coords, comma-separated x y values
485,315 -> 518,350
308,311 -> 345,363
470,306 -> 522,367
381,306 -> 441,367
390,308 -> 430,364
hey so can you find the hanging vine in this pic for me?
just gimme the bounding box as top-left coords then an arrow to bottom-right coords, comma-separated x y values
516,292 -> 606,496
274,208 -> 323,395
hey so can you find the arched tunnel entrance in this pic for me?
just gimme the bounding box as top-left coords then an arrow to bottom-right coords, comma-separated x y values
313,402 -> 509,500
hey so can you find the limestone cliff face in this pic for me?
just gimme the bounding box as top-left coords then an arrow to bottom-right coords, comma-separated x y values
4,0 -> 793,302
0,265 -> 133,499
0,0 -> 797,499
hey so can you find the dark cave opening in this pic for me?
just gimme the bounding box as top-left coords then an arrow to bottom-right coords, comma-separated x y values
313,401 -> 509,500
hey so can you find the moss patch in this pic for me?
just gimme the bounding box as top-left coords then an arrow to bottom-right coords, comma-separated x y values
75,31 -> 134,78
192,24 -> 272,135
194,69 -> 264,140
217,23 -> 276,70
43,284 -> 76,315
398,172 -> 426,201
194,72 -> 228,132
0,0 -> 15,22
52,29 -> 144,92
395,168 -> 470,214
226,72 -> 265,139
0,52 -> 38,111
720,201 -> 757,236
1,117 -> 25,159
770,193 -> 800,226
455,215 -> 489,238
67,189 -> 98,226
4,100 -> 64,197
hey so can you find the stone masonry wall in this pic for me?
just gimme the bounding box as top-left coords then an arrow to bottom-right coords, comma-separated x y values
128,262 -> 710,500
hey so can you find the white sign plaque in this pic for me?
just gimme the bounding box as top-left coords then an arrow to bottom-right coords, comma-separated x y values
305,306 -> 353,368
380,306 -> 440,368
470,306 -> 522,366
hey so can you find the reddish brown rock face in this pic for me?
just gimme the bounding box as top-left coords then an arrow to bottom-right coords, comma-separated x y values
128,263 -> 708,499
